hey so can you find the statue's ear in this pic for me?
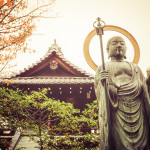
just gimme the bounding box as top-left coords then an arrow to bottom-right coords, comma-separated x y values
107,48 -> 110,59
124,48 -> 127,59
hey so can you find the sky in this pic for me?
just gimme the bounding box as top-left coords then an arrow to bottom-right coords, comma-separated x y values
15,0 -> 150,76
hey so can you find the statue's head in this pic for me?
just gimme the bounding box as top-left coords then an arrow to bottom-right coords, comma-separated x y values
106,36 -> 127,59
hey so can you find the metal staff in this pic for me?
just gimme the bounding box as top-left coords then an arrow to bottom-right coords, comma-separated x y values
93,17 -> 110,149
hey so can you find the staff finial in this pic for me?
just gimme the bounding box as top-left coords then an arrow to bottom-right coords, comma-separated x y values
93,17 -> 106,35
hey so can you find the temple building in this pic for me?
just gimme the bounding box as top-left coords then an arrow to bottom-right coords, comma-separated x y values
8,40 -> 96,110
0,40 -> 96,149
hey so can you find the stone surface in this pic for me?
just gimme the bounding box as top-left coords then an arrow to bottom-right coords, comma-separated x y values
15,136 -> 39,150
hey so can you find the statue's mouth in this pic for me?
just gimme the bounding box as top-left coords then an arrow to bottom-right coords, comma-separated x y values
117,48 -> 122,51
117,48 -> 123,53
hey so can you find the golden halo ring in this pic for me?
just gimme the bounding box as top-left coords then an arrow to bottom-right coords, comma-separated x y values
83,25 -> 140,71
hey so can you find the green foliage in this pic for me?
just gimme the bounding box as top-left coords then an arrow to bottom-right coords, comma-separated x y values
81,100 -> 98,128
0,87 -> 29,149
0,87 -> 99,150
47,133 -> 99,150
0,87 -> 28,130
23,88 -> 83,149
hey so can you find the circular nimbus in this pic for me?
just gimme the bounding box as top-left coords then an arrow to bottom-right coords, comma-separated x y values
83,25 -> 140,71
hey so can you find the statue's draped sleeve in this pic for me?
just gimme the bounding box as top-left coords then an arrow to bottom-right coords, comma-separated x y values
137,65 -> 150,124
94,65 -> 109,150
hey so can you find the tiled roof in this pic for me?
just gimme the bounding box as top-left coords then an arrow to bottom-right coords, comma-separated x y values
8,77 -> 94,84
10,40 -> 93,78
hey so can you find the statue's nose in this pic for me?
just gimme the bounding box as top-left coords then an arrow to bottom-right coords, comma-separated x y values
117,45 -> 122,49
117,43 -> 122,49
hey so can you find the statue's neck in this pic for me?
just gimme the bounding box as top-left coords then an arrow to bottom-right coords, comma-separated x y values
111,57 -> 124,62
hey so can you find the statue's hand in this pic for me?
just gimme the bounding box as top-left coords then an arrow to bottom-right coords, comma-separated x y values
99,70 -> 109,84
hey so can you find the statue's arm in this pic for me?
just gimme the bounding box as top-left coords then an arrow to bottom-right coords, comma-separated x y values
137,66 -> 150,101
94,65 -> 109,90
143,75 -> 150,124
138,67 -> 150,102
94,64 -> 118,108
94,66 -> 101,90
94,67 -> 109,150
146,71 -> 150,95
137,66 -> 150,121
94,66 -> 102,101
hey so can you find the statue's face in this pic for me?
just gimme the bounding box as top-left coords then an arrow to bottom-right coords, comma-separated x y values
107,37 -> 126,59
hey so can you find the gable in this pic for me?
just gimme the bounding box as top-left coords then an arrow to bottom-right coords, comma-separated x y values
11,40 -> 93,78
16,52 -> 88,77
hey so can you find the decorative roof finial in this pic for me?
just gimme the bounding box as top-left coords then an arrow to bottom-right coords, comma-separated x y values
48,39 -> 63,56
54,39 -> 56,44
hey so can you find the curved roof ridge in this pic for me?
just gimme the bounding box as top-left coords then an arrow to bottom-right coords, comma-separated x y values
10,40 -> 93,78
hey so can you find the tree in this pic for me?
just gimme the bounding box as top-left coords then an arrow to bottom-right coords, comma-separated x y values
0,87 -> 28,150
23,88 -> 81,150
0,87 -> 27,130
0,0 -> 56,77
81,100 -> 98,130
22,89 -> 99,150
0,87 -> 99,149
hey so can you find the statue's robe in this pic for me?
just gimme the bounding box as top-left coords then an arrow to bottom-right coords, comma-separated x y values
94,61 -> 150,150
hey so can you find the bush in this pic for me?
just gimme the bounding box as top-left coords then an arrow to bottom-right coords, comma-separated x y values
0,87 -> 99,149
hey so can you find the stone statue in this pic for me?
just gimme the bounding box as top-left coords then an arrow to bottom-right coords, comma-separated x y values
94,36 -> 150,150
